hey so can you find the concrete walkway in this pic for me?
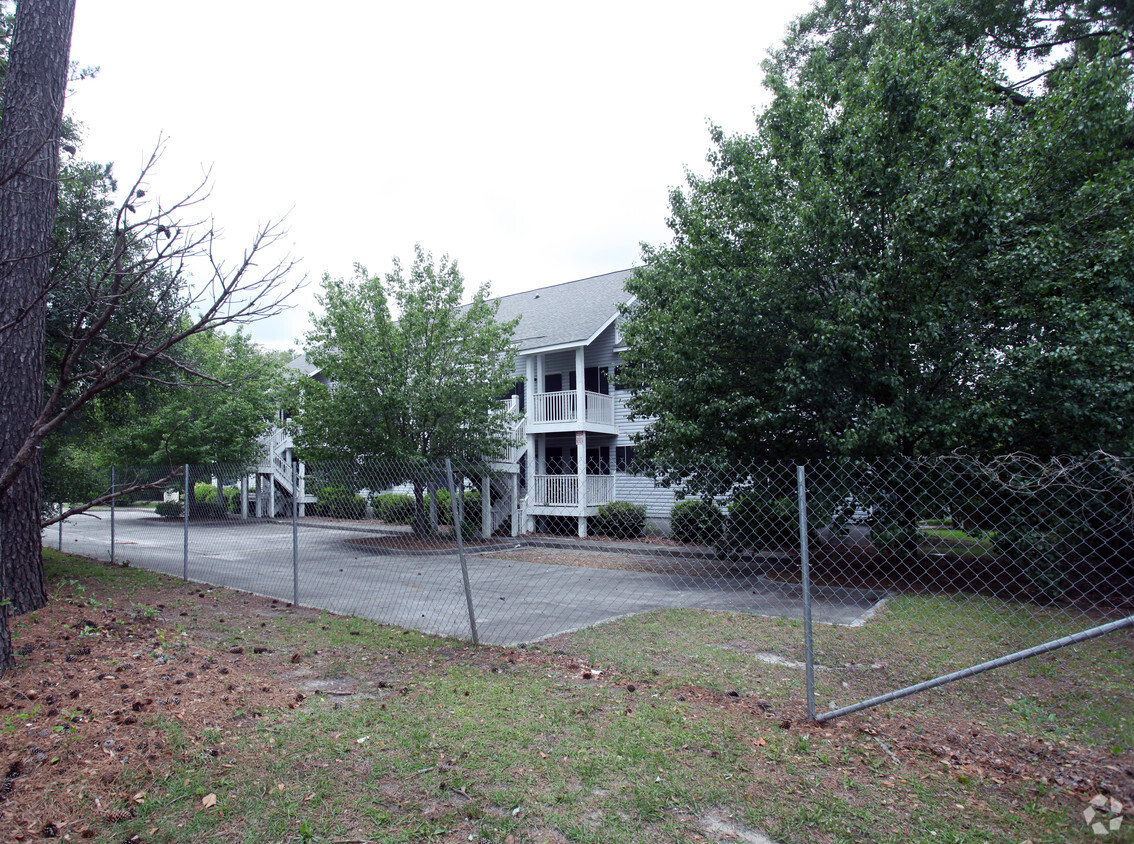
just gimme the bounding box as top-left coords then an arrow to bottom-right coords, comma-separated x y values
47,508 -> 886,645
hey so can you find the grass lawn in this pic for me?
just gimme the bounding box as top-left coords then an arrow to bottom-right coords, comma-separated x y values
0,549 -> 1129,843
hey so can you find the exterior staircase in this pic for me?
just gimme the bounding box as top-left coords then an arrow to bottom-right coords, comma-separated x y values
254,427 -> 315,517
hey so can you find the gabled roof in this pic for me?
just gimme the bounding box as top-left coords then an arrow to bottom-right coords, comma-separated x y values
492,268 -> 635,354
290,268 -> 635,375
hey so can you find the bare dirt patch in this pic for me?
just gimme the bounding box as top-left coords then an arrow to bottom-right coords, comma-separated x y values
0,581 -> 309,841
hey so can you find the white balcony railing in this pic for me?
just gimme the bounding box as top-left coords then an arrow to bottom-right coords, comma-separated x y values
585,391 -> 613,426
493,398 -> 526,467
532,390 -> 614,427
534,474 -> 578,506
532,474 -> 616,508
586,474 -> 615,507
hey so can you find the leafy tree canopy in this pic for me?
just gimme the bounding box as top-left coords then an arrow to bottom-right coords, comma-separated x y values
620,0 -> 1134,487
293,246 -> 518,467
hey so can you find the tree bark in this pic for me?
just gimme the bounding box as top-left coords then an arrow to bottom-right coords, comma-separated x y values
0,0 -> 78,670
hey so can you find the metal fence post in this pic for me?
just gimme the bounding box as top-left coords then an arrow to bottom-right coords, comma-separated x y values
798,464 -> 816,722
446,459 -> 479,645
292,461 -> 299,607
182,464 -> 189,581
58,502 -> 63,550
110,466 -> 116,566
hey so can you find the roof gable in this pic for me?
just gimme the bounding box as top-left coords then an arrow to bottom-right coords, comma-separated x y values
492,268 -> 634,353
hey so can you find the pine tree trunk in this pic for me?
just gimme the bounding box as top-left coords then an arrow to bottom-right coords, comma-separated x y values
0,0 -> 78,671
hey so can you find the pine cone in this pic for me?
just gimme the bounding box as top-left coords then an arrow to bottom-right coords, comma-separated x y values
101,807 -> 134,823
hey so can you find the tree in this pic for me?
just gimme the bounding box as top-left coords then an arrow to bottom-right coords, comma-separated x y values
43,328 -> 288,519
619,0 -> 1134,495
293,247 -> 518,536
0,0 -> 78,667
0,1 -> 302,671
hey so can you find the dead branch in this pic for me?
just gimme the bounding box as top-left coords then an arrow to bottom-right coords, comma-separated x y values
0,142 -> 306,500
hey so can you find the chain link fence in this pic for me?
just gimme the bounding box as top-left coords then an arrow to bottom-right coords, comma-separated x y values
47,454 -> 1133,749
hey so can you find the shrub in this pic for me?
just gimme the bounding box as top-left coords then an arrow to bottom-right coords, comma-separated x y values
429,489 -> 482,526
671,498 -> 724,545
155,500 -> 183,519
312,486 -> 367,520
591,501 -> 647,539
193,482 -> 240,513
373,493 -> 415,524
726,493 -> 798,551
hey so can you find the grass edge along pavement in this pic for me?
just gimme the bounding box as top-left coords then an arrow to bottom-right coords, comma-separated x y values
0,549 -> 1126,843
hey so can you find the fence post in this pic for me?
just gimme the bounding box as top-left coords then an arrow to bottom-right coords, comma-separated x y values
110,466 -> 116,566
798,464 -> 816,722
57,504 -> 63,550
446,459 -> 479,645
182,464 -> 189,581
292,461 -> 299,607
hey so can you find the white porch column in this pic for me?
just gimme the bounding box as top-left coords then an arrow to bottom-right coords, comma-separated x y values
481,474 -> 491,539
576,430 -> 587,537
524,355 -> 536,533
575,347 -> 587,537
297,462 -> 307,517
575,346 -> 585,426
511,473 -> 520,537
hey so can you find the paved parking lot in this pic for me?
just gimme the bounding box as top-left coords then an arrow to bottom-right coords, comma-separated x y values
48,508 -> 886,645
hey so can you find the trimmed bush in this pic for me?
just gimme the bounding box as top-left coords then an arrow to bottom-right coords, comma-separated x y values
193,482 -> 239,513
155,500 -> 183,519
671,498 -> 724,545
590,500 -> 647,539
311,486 -> 367,520
429,489 -> 482,526
727,493 -> 798,550
373,493 -> 415,524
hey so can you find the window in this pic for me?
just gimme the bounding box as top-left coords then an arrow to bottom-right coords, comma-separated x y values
616,446 -> 635,473
584,366 -> 610,395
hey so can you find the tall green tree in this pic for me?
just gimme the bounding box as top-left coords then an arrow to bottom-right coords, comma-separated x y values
293,247 -> 518,536
620,0 -> 1134,493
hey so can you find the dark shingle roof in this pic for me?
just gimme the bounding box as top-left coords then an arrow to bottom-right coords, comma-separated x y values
290,269 -> 635,375
491,268 -> 634,353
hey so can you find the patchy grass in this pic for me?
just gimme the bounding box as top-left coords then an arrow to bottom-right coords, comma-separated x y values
0,550 -> 1129,843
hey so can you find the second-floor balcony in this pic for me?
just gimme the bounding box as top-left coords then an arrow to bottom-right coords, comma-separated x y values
530,390 -> 615,433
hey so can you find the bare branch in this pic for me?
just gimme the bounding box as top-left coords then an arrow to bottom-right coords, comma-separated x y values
41,466 -> 183,528
0,144 -> 307,499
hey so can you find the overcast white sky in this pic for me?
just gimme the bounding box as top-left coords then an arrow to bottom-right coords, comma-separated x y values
66,1 -> 814,350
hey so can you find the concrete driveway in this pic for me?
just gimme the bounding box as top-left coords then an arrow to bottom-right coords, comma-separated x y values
47,508 -> 886,645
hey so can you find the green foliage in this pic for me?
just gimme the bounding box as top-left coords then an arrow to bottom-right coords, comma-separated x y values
619,0 -> 1134,482
311,486 -> 367,520
294,247 -> 518,536
193,482 -> 240,514
372,493 -> 415,524
670,499 -> 725,545
726,494 -> 798,552
428,488 -> 483,538
294,248 -> 519,466
590,501 -> 647,539
154,500 -> 182,519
